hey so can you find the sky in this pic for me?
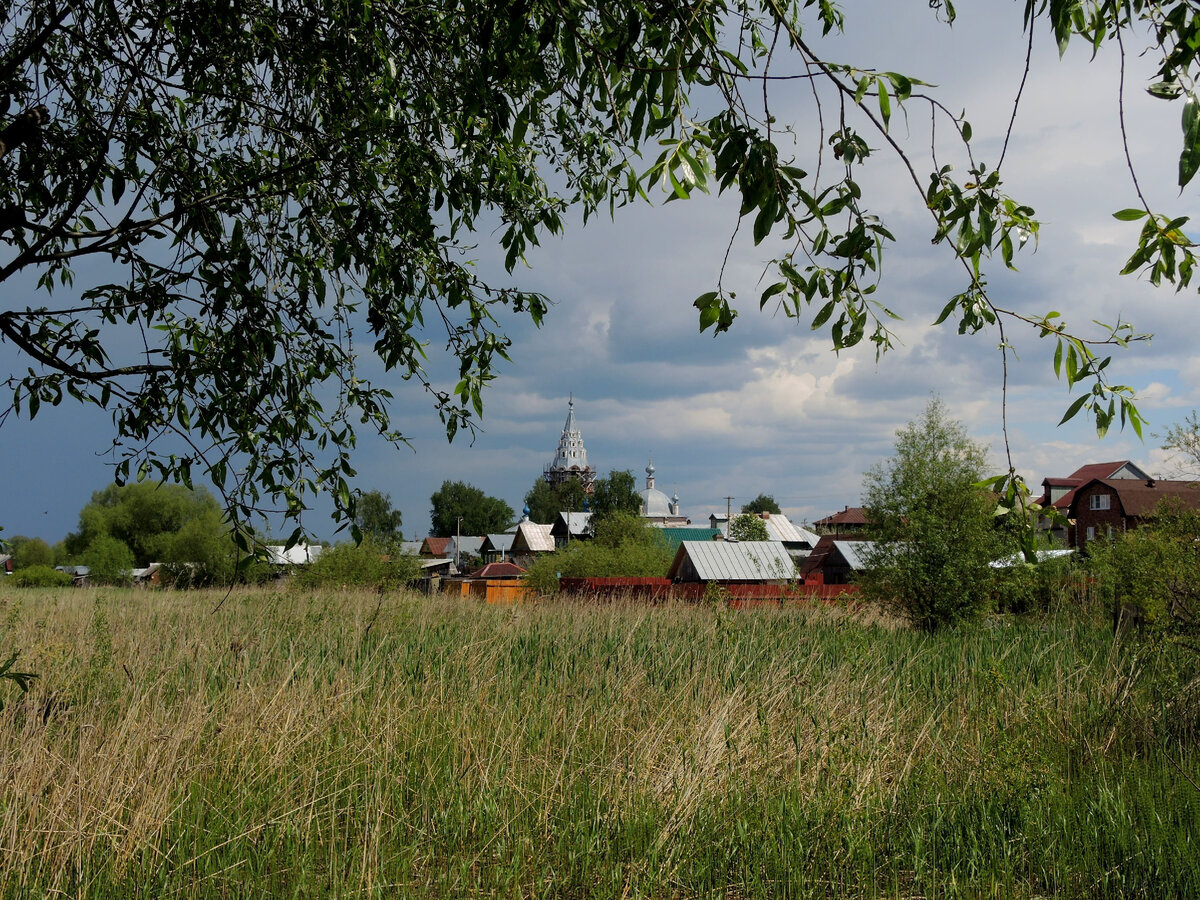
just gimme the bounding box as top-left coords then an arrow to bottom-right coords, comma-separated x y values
3,3 -> 1199,544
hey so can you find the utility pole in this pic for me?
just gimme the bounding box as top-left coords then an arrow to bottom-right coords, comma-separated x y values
724,496 -> 734,522
455,516 -> 462,571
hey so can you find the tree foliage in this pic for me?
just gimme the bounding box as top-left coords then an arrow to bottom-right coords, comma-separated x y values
859,399 -> 1008,631
352,490 -> 403,545
9,535 -> 52,569
741,494 -> 782,516
524,477 -> 586,525
589,470 -> 642,519
1159,410 -> 1200,478
65,481 -> 239,583
729,513 -> 770,542
1088,500 -> 1200,648
429,481 -> 514,538
294,538 -> 420,591
2,0 -> 1192,535
525,512 -> 673,594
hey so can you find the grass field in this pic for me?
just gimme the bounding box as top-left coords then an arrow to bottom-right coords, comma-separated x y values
0,586 -> 1196,898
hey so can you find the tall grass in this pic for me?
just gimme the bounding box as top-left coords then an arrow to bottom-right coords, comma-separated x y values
0,586 -> 1195,897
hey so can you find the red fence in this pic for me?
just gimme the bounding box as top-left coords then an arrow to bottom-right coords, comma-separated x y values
556,577 -> 859,605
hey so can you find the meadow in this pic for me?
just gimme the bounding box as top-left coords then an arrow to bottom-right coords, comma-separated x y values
0,585 -> 1196,898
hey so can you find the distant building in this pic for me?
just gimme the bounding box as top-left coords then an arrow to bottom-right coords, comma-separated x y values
639,455 -> 688,526
544,397 -> 596,494
1037,460 -> 1152,543
813,506 -> 870,536
1066,477 -> 1200,549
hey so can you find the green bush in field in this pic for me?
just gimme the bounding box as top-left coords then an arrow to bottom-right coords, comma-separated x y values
7,565 -> 73,587
294,538 -> 421,591
1088,501 -> 1200,646
858,400 -> 1010,631
525,512 -> 673,594
991,555 -> 1082,616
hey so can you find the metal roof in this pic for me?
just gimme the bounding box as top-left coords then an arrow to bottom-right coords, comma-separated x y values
668,541 -> 796,582
729,513 -> 819,546
448,536 -> 484,557
265,543 -> 324,565
512,521 -> 555,553
482,533 -> 515,552
989,549 -> 1076,568
832,541 -> 878,570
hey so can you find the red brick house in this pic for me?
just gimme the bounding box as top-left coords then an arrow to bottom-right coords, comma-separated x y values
1066,477 -> 1200,548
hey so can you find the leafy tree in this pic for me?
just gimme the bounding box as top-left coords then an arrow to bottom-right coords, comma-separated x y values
65,481 -> 240,583
742,494 -> 782,516
524,477 -> 587,525
10,536 -> 53,569
525,512 -> 672,594
3,0 -> 1189,535
82,534 -> 136,585
353,490 -> 403,545
729,513 -> 770,542
590,470 -> 642,519
858,399 -> 1008,631
1159,411 -> 1200,478
429,481 -> 514,538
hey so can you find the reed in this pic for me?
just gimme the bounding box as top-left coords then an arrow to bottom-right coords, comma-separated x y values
0,586 -> 1194,897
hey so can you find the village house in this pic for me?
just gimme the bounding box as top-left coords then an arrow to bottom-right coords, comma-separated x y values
1066,477 -> 1200,548
813,506 -> 871,536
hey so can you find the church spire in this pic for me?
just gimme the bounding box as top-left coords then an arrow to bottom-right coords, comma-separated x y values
544,395 -> 596,492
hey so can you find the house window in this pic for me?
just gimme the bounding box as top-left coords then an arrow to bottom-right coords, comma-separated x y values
1086,526 -> 1096,542
1089,494 -> 1111,511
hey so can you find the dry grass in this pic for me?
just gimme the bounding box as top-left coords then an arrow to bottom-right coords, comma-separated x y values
0,585 -> 1194,898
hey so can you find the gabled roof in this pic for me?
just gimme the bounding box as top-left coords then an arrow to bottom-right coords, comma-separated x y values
832,540 -> 879,570
482,533 -> 515,553
421,536 -> 451,557
469,561 -> 527,578
667,541 -> 795,582
800,534 -> 872,577
1068,478 -> 1200,518
744,513 -> 819,546
448,536 -> 484,558
511,521 -> 554,554
397,540 -> 424,556
1042,460 -> 1151,508
550,511 -> 592,538
814,506 -> 868,527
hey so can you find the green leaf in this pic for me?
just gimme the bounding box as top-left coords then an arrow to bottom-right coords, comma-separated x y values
1058,393 -> 1088,426
1112,208 -> 1147,221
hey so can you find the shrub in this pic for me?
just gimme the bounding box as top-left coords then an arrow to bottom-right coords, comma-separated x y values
9,565 -> 73,587
294,539 -> 421,591
1087,501 -> 1200,647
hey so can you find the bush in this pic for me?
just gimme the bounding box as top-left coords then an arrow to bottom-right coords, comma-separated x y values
294,539 -> 421,591
9,565 -> 73,587
991,555 -> 1083,616
525,512 -> 673,594
1087,501 -> 1200,646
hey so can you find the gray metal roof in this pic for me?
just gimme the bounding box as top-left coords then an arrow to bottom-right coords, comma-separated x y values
761,514 -> 819,546
449,536 -> 484,557
669,541 -> 796,582
833,540 -> 879,570
513,521 -> 555,553
483,533 -> 515,552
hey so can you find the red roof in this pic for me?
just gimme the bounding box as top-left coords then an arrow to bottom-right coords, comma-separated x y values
814,506 -> 868,526
1068,478 -> 1200,518
469,561 -> 527,579
1041,461 -> 1144,509
421,537 -> 451,557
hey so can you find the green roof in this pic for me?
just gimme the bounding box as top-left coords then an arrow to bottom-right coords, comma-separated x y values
656,527 -> 722,552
